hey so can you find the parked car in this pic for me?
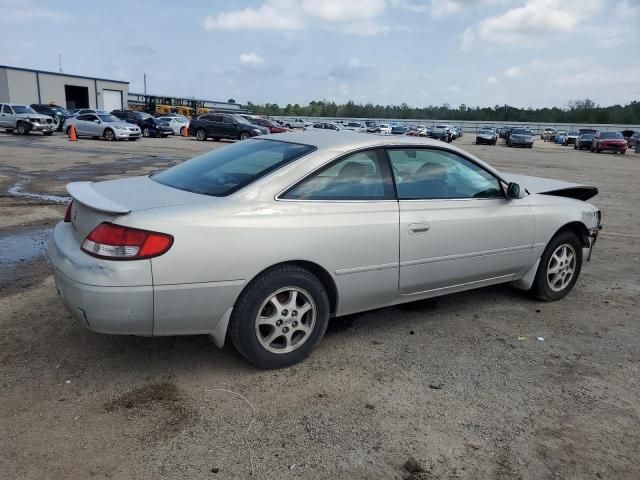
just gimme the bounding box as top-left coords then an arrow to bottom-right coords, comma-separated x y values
343,122 -> 366,133
157,116 -> 189,136
283,118 -> 311,129
189,113 -> 269,141
476,128 -> 497,145
575,133 -> 596,150
242,116 -> 290,134
64,113 -> 141,141
30,104 -> 73,131
507,128 -> 534,148
48,132 -> 602,368
390,122 -> 408,135
307,122 -> 344,131
0,103 -> 55,135
591,131 -> 627,154
563,131 -> 579,146
428,127 -> 450,142
541,127 -> 555,141
364,121 -> 379,133
378,124 -> 391,135
111,110 -> 173,138
578,128 -> 597,137
627,132 -> 640,148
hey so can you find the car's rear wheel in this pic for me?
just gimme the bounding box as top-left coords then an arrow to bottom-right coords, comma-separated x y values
531,231 -> 583,301
43,131 -> 53,136
229,265 -> 330,369
179,126 -> 185,136
196,128 -> 207,141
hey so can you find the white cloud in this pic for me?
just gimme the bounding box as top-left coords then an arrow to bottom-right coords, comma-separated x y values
504,66 -> 523,78
239,52 -> 265,66
459,27 -> 475,50
205,0 -> 389,34
474,0 -> 603,45
430,0 -> 506,17
0,0 -> 69,22
486,76 -> 498,84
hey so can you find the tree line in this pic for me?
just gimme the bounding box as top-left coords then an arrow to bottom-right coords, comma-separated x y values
244,99 -> 640,124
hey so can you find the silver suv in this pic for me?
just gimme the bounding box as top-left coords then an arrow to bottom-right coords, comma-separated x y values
0,103 -> 56,135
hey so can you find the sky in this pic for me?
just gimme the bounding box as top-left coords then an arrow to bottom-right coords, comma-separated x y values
0,0 -> 638,109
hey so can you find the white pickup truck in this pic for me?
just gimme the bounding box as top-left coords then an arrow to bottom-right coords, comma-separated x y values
0,103 -> 56,135
282,117 -> 312,129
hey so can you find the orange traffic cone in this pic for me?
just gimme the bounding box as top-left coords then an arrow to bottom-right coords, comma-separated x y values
68,125 -> 77,142
182,125 -> 189,138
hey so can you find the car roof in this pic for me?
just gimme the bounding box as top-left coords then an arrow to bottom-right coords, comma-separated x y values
265,131 -> 463,151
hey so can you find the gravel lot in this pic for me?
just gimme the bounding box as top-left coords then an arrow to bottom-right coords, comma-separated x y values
1,131 -> 638,480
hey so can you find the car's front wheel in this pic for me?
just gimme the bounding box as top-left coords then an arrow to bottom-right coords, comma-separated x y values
142,127 -> 152,137
239,131 -> 250,140
531,230 -> 583,301
103,128 -> 116,141
229,265 -> 330,369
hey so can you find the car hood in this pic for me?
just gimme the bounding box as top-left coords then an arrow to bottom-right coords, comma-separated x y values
16,113 -> 52,120
504,173 -> 598,201
106,121 -> 139,129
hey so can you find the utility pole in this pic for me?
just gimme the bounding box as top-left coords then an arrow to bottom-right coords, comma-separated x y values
143,73 -> 147,95
58,54 -> 63,73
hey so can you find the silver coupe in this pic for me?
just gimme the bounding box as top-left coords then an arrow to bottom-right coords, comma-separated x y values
48,132 -> 601,368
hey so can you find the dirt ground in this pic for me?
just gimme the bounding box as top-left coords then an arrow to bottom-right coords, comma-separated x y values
0,130 -> 638,480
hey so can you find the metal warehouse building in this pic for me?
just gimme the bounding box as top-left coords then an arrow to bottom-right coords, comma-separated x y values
0,65 -> 128,111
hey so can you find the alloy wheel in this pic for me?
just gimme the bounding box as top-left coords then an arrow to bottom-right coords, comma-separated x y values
255,287 -> 316,354
547,244 -> 576,292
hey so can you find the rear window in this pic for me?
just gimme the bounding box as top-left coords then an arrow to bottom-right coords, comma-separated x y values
152,139 -> 315,196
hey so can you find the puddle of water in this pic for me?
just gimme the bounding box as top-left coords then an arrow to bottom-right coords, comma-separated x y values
0,227 -> 52,265
8,181 -> 69,203
0,227 -> 52,288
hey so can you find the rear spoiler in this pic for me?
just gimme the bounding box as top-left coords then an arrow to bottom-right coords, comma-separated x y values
504,173 -> 598,201
66,182 -> 131,214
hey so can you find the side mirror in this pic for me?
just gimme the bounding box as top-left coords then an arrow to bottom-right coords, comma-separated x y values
507,182 -> 521,199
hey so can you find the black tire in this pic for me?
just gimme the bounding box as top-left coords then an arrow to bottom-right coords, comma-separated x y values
66,126 -> 72,136
5,129 -> 13,134
103,128 -> 116,141
229,265 -> 330,369
129,137 -> 139,141
531,230 -> 583,301
196,128 -> 207,141
142,127 -> 152,137
212,137 -> 220,142
43,131 -> 53,136
239,131 -> 250,140
179,126 -> 185,136
16,121 -> 29,135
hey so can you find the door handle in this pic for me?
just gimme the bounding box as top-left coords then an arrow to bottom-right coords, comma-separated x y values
408,223 -> 431,234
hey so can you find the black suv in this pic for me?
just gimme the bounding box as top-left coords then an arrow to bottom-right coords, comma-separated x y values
30,104 -> 72,131
110,110 -> 173,138
189,114 -> 268,141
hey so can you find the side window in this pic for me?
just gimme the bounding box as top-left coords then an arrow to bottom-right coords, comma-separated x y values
210,115 -> 223,122
77,114 -> 93,121
283,149 -> 393,201
3,104 -> 13,114
388,148 -> 503,200
223,116 -> 235,124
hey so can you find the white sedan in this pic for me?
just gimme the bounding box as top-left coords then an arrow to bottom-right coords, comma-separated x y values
157,116 -> 189,136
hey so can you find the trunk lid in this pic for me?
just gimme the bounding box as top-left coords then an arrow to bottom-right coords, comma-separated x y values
66,176 -> 215,243
504,173 -> 598,201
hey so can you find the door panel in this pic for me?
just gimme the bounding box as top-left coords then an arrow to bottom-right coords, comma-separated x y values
398,198 -> 533,293
387,147 -> 534,294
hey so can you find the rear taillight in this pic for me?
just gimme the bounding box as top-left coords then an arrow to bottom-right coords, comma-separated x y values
63,201 -> 73,222
81,223 -> 173,260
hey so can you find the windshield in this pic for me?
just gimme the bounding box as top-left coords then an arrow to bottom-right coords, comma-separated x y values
580,134 -> 595,139
98,115 -> 120,122
232,115 -> 252,125
478,129 -> 494,134
568,131 -> 578,135
152,139 -> 316,197
379,124 -> 389,128
13,105 -> 36,114
365,121 -> 376,127
51,106 -> 70,115
601,132 -> 623,139
512,129 -> 532,135
138,112 -> 153,119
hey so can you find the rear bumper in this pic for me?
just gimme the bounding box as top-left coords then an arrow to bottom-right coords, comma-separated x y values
47,222 -> 242,341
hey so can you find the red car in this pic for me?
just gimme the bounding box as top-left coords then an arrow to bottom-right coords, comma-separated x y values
242,115 -> 290,134
591,131 -> 627,154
